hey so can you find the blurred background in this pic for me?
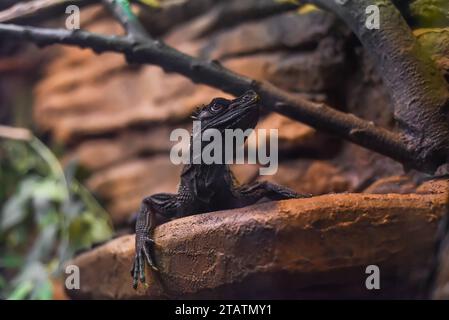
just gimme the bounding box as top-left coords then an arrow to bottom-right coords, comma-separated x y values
0,0 -> 448,299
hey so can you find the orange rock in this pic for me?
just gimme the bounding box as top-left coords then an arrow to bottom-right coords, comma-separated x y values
67,193 -> 448,299
64,126 -> 182,171
256,113 -> 338,155
417,179 -> 449,195
87,156 -> 182,224
205,11 -> 337,60
264,160 -> 351,195
363,175 -> 417,194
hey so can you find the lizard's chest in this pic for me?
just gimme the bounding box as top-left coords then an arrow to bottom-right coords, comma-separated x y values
179,164 -> 236,214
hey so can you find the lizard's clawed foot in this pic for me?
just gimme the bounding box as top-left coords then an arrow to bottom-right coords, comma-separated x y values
276,187 -> 302,199
263,182 -> 312,199
131,237 -> 159,289
239,181 -> 311,201
285,189 -> 312,199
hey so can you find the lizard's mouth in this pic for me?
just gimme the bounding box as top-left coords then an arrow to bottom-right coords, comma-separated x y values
203,91 -> 260,131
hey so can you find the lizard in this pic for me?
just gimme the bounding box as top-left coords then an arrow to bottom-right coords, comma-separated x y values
131,90 -> 309,289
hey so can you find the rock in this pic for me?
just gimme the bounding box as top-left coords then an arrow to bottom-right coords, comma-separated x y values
363,175 -> 418,194
255,113 -> 338,157
63,125 -> 184,171
344,49 -> 394,127
163,0 -> 298,44
433,227 -> 449,300
264,160 -> 351,195
32,6 -> 230,143
417,179 -> 449,195
425,179 -> 449,300
415,28 -> 449,81
266,36 -> 347,93
34,58 -> 226,142
87,156 -> 182,225
332,143 -> 405,192
222,44 -> 346,94
67,193 -> 448,299
409,0 -> 449,28
200,11 -> 338,60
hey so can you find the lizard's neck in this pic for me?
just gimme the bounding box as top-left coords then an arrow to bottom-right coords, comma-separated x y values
187,134 -> 228,166
180,135 -> 229,187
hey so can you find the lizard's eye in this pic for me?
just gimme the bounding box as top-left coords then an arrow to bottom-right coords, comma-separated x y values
210,103 -> 223,113
242,95 -> 251,102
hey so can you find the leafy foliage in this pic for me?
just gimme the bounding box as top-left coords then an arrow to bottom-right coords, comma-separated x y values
410,0 -> 449,27
0,135 -> 113,300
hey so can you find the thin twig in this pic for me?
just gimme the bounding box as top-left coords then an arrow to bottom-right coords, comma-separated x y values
0,125 -> 32,141
102,0 -> 149,39
0,0 -> 96,24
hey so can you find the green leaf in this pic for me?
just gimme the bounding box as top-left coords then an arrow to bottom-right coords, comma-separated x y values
0,176 -> 39,231
32,179 -> 65,202
8,280 -> 33,300
26,223 -> 58,263
10,262 -> 51,300
31,279 -> 53,300
0,253 -> 23,268
1,132 -> 113,300
410,0 -> 449,27
0,274 -> 6,289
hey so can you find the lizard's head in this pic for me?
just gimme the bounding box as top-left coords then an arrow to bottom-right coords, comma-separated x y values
192,90 -> 260,133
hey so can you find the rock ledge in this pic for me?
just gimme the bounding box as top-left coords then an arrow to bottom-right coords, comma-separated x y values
68,193 -> 448,299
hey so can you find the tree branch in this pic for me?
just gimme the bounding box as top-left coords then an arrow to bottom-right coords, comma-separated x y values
0,125 -> 32,141
306,0 -> 449,169
0,22 -> 429,172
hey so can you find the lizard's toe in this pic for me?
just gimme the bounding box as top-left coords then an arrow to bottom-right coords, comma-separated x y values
143,238 -> 159,271
138,253 -> 146,284
132,254 -> 140,289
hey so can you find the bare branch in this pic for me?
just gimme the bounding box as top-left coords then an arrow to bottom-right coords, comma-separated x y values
0,22 -> 429,172
0,125 -> 32,141
307,0 -> 449,168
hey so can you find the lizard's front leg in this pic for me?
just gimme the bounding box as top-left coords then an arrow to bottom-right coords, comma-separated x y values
234,181 -> 310,206
131,193 -> 178,289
